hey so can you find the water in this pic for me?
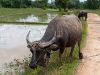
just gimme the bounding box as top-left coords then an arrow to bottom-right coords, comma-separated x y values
16,13 -> 58,23
0,24 -> 47,48
0,24 -> 47,74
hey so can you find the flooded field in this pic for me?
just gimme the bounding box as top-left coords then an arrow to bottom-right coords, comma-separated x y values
16,13 -> 58,23
0,24 -> 47,73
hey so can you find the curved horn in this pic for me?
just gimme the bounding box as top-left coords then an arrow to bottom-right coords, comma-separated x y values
26,30 -> 31,44
39,31 -> 56,48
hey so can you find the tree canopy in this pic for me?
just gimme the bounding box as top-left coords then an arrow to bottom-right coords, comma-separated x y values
0,0 -> 31,8
0,0 -> 100,10
55,0 -> 70,11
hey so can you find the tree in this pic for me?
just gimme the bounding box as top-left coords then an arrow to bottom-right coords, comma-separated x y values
40,0 -> 48,9
32,0 -> 47,9
47,1 -> 56,9
67,0 -> 80,9
55,0 -> 70,12
87,0 -> 99,9
0,0 -> 32,8
83,1 -> 88,9
67,0 -> 76,9
11,0 -> 21,8
75,0 -> 80,9
0,0 -> 11,8
55,0 -> 62,11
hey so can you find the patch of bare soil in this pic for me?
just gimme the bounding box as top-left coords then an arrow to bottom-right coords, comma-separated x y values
75,13 -> 100,75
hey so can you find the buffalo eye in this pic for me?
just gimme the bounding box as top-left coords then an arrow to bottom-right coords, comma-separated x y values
36,51 -> 39,55
30,49 -> 33,53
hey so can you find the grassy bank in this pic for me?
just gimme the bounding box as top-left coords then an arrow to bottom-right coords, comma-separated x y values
0,8 -> 79,24
87,9 -> 100,15
0,8 -> 62,24
0,21 -> 87,75
0,8 -> 87,75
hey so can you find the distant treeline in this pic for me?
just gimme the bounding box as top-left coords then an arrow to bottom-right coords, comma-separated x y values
0,0 -> 32,8
0,0 -> 100,10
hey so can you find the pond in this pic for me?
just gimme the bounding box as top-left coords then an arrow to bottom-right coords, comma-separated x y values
0,24 -> 47,74
16,13 -> 58,23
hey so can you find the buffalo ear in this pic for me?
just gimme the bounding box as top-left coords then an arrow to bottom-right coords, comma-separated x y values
27,45 -> 31,48
27,43 -> 32,48
48,44 -> 58,49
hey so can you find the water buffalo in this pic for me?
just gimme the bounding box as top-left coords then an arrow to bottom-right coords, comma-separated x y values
78,10 -> 87,21
26,14 -> 83,74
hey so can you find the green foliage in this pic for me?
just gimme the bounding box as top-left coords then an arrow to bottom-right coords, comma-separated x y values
67,0 -> 80,9
67,0 -> 100,9
31,0 -> 48,9
0,0 -> 31,8
47,1 -> 57,9
55,0 -> 70,12
87,0 -> 99,9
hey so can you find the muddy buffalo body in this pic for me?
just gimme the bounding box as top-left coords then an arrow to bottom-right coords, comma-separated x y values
78,10 -> 87,21
26,14 -> 83,74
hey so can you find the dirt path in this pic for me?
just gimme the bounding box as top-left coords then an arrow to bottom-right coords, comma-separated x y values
75,13 -> 100,75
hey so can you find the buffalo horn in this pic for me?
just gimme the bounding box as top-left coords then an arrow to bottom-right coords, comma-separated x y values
39,31 -> 56,48
26,30 -> 31,44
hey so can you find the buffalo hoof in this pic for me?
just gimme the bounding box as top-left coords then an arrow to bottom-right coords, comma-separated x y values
79,53 -> 83,59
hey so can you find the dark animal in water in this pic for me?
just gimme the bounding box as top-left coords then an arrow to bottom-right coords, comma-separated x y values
78,10 -> 87,21
26,14 -> 83,74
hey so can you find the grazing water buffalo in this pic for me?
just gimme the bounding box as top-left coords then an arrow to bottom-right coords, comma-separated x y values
26,14 -> 83,74
78,10 -> 87,21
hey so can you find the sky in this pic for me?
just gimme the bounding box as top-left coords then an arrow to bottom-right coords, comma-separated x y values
80,0 -> 87,2
48,0 -> 87,3
32,0 -> 87,3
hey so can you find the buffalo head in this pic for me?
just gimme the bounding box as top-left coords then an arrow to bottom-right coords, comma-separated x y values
26,31 -> 57,69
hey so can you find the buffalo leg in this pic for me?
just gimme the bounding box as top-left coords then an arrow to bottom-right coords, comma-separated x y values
78,39 -> 83,59
69,44 -> 75,57
58,47 -> 65,66
85,14 -> 87,21
42,51 -> 50,75
85,17 -> 86,21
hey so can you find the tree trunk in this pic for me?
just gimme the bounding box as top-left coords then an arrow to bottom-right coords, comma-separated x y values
64,7 -> 67,12
59,6 -> 62,11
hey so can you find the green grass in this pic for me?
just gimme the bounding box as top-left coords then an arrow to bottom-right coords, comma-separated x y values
87,9 -> 100,15
0,8 -> 64,24
0,8 -> 87,75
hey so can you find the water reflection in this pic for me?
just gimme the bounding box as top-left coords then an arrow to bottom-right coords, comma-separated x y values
16,15 -> 39,22
16,13 -> 58,23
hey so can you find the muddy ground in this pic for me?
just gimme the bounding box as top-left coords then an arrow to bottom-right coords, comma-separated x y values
75,13 -> 100,75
